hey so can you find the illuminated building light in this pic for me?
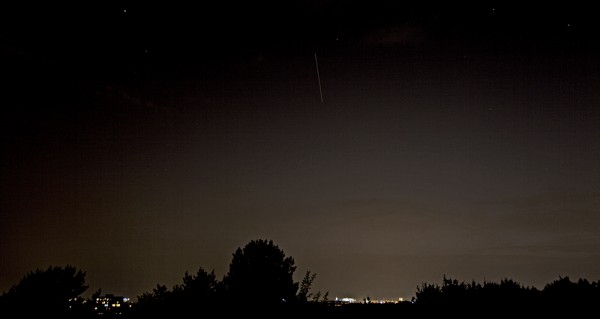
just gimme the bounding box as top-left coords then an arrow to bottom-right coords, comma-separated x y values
339,297 -> 357,303
94,294 -> 131,315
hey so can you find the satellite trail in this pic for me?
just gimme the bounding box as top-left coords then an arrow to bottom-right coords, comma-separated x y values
315,53 -> 324,103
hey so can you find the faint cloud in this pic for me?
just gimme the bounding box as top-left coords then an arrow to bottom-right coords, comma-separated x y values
482,231 -> 600,258
466,191 -> 600,258
473,191 -> 600,233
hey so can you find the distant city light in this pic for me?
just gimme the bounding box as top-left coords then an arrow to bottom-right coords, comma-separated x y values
338,297 -> 357,303
335,296 -> 405,305
92,294 -> 131,316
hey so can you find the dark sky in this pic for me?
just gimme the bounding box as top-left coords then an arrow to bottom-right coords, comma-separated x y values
2,2 -> 600,299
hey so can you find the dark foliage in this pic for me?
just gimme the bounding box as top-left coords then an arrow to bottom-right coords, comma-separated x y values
131,239 -> 314,318
414,275 -> 600,315
4,244 -> 600,318
222,239 -> 298,305
0,265 -> 92,318
297,271 -> 328,303
133,268 -> 218,318
297,271 -> 317,303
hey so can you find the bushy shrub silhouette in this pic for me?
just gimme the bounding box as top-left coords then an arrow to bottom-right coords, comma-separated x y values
222,239 -> 298,305
0,265 -> 91,318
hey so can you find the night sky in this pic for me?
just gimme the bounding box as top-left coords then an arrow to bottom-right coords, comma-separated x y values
2,2 -> 600,299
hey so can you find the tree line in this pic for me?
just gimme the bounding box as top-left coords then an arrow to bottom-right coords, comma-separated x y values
0,239 -> 326,318
2,239 -> 599,318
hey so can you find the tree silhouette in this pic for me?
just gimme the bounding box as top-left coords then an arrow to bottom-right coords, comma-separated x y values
0,265 -> 89,317
414,276 -> 542,314
294,270 -> 329,304
297,271 -> 317,303
173,268 -> 218,301
132,268 -> 219,318
134,284 -> 172,318
172,268 -> 218,315
542,276 -> 600,312
223,239 -> 298,305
